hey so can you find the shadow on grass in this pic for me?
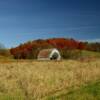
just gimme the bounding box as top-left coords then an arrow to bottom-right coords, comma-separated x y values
46,81 -> 100,100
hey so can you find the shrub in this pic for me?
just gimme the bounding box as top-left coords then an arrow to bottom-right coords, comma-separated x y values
60,49 -> 81,59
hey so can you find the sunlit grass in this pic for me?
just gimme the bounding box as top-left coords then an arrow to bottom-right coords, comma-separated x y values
0,59 -> 100,99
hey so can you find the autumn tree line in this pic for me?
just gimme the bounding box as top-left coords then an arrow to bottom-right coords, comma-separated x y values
0,38 -> 100,59
8,38 -> 100,59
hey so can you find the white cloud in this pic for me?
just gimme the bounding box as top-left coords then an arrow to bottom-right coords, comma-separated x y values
80,39 -> 100,43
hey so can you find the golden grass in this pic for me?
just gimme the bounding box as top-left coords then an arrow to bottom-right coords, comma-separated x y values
0,59 -> 100,99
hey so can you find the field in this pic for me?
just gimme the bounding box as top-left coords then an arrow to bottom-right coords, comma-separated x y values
0,58 -> 100,100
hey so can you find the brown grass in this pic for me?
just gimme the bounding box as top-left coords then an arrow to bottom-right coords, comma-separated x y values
0,59 -> 100,99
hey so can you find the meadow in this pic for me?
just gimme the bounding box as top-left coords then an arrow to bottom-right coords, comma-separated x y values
0,58 -> 100,100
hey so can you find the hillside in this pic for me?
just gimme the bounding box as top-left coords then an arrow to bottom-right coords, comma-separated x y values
10,38 -> 86,59
10,38 -> 100,59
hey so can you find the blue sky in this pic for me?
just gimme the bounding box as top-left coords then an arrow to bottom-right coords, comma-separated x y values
0,0 -> 100,48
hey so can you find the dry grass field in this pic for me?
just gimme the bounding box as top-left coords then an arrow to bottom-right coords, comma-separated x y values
0,59 -> 100,100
